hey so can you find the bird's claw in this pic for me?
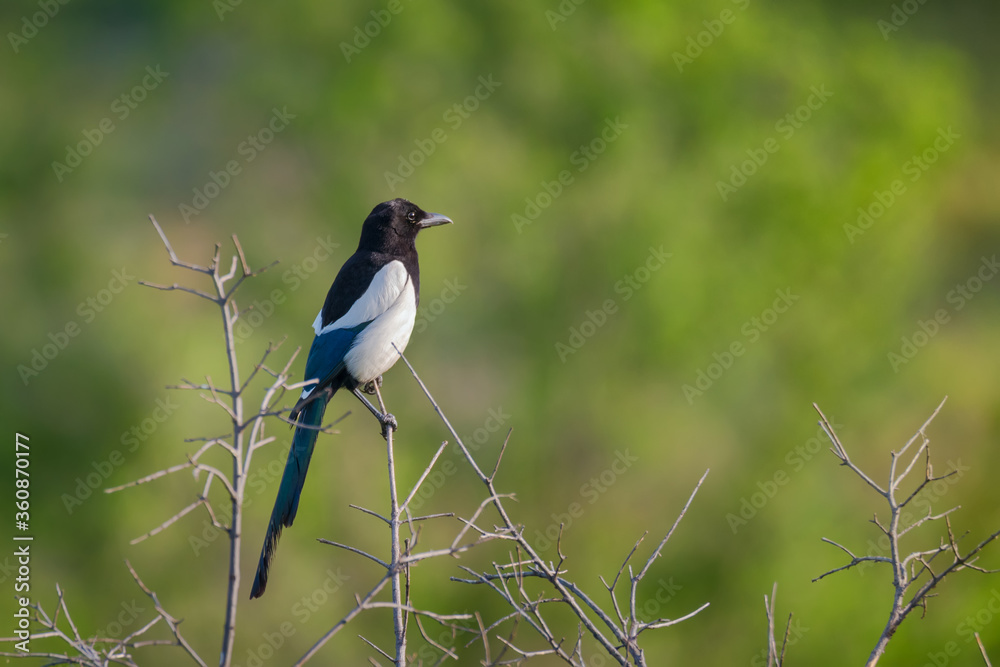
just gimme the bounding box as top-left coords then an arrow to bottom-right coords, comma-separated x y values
380,412 -> 398,437
362,376 -> 383,395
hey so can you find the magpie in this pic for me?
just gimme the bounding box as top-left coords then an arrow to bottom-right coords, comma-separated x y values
250,198 -> 452,599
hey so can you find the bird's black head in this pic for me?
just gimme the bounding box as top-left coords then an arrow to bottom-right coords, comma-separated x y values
358,198 -> 452,254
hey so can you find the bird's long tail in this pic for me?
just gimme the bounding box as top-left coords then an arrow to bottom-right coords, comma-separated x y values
250,394 -> 329,599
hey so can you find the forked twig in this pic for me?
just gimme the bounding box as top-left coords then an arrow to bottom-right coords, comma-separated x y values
813,398 -> 1000,667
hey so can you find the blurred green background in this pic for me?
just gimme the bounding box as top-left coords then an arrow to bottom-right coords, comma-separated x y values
2,0 -> 999,665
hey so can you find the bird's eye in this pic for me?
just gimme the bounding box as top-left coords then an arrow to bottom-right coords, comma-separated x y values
406,211 -> 417,222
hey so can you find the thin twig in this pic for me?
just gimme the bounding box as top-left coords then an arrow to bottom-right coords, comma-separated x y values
976,633 -> 993,667
813,398 -> 999,667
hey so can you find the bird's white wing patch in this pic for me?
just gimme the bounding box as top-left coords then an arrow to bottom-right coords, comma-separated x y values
315,260 -> 409,335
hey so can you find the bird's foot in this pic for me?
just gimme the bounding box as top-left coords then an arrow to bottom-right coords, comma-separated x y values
361,376 -> 383,395
380,412 -> 398,438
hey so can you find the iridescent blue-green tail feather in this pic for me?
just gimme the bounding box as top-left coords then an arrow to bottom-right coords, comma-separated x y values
250,395 -> 328,599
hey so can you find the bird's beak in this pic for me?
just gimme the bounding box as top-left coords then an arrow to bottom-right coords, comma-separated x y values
418,213 -> 453,229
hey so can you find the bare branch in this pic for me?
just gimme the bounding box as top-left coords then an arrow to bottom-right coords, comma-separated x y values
146,215 -> 213,274
813,538 -> 891,581
317,539 -> 389,569
813,398 -> 999,667
129,499 -> 206,545
399,440 -> 452,514
635,468 -> 709,581
976,633 -> 993,667
294,577 -> 392,666
138,280 -> 218,302
813,403 -> 887,497
125,561 -> 207,667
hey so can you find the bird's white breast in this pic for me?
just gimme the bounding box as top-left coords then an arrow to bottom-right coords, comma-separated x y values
343,276 -> 416,383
